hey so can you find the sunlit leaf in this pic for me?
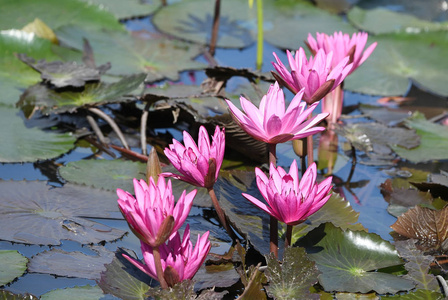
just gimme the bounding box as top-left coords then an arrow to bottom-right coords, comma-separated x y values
265,247 -> 320,300
40,285 -> 104,300
0,107 -> 76,163
0,181 -> 124,245
382,289 -> 444,299
348,7 -> 448,35
153,0 -> 255,48
17,73 -> 146,115
194,263 -> 240,291
264,0 -> 356,51
236,264 -> 267,300
0,0 -> 123,31
0,291 -> 38,300
59,159 -> 147,192
411,170 -> 448,201
359,104 -> 411,127
28,246 -> 115,280
56,25 -> 206,80
297,223 -> 414,294
79,0 -> 159,20
391,112 -> 448,163
394,239 -> 439,290
345,31 -> 448,97
391,206 -> 448,251
0,250 -> 28,286
98,248 -> 152,300
22,18 -> 58,44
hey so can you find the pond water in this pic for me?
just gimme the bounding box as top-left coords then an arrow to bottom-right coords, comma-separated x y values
1,1 -> 448,299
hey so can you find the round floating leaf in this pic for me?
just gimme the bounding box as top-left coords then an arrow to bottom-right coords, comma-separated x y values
298,223 -> 414,294
0,181 -> 124,245
347,7 -> 448,35
18,73 -> 146,115
264,0 -> 356,51
0,107 -> 76,163
56,25 -> 206,80
0,250 -> 28,286
40,285 -> 104,300
59,159 -> 147,192
382,289 -> 444,299
79,0 -> 159,20
390,112 -> 448,163
0,30 -> 80,106
0,0 -> 123,31
152,0 -> 255,48
345,31 -> 448,97
28,246 -> 114,280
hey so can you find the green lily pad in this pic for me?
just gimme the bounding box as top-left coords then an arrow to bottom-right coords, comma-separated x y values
56,25 -> 206,80
17,73 -> 146,115
348,7 -> 448,35
0,291 -> 37,300
391,112 -> 448,163
264,0 -> 356,51
0,181 -> 124,245
0,0 -> 123,31
297,223 -> 414,294
382,289 -> 445,299
265,247 -> 320,300
59,159 -> 147,192
98,248 -> 152,300
0,106 -> 76,163
79,0 -> 159,20
28,246 -> 114,280
152,0 -> 255,48
40,285 -> 105,300
344,31 -> 448,97
0,30 -> 80,106
0,250 -> 28,286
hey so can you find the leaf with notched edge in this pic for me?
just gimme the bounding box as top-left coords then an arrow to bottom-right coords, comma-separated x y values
391,206 -> 448,251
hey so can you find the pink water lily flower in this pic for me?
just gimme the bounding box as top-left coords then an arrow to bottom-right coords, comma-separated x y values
272,48 -> 352,104
123,225 -> 211,287
163,125 -> 225,189
117,176 -> 195,247
243,160 -> 332,225
225,82 -> 329,144
306,31 -> 377,75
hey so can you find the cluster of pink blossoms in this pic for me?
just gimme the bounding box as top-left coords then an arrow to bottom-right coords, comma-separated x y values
117,31 -> 376,288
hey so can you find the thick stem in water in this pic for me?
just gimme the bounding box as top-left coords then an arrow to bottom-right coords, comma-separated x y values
208,187 -> 238,241
209,0 -> 221,56
152,246 -> 168,289
268,143 -> 279,258
285,224 -> 293,248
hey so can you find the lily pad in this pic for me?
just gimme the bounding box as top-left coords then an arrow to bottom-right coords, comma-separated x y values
194,263 -> 241,291
40,285 -> 105,300
347,7 -> 448,35
0,30 -> 80,106
391,205 -> 448,251
382,289 -> 445,299
390,112 -> 448,163
359,104 -> 411,127
0,180 -> 124,245
265,247 -> 320,300
0,250 -> 28,286
79,0 -> 159,20
344,31 -> 448,97
264,0 -> 356,51
0,106 -> 76,163
56,25 -> 206,80
59,159 -> 147,192
17,53 -> 109,88
28,246 -> 115,280
17,73 -> 146,115
0,0 -> 123,31
297,223 -> 414,294
152,0 -> 255,48
0,291 -> 37,300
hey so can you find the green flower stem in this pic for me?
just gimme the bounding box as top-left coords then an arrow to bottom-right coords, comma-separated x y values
152,246 -> 168,289
269,143 -> 278,258
256,0 -> 264,70
208,187 -> 238,241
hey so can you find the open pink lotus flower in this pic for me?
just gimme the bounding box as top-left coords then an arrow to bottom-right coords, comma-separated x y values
225,82 -> 329,144
123,225 -> 211,287
243,160 -> 332,225
117,176 -> 195,247
163,125 -> 225,189
306,31 -> 377,75
272,48 -> 352,104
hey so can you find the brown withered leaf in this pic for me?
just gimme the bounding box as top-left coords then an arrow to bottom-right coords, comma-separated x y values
391,206 -> 448,251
